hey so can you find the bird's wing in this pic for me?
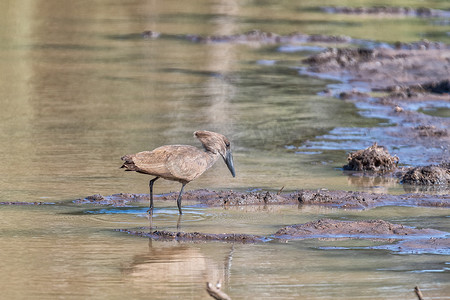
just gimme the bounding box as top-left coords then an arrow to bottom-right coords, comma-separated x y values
165,146 -> 211,182
127,145 -> 211,182
128,147 -> 174,179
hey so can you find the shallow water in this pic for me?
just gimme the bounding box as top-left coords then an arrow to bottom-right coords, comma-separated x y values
0,0 -> 449,299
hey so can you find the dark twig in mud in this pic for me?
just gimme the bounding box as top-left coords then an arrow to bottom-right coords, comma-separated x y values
277,186 -> 285,195
206,281 -> 231,300
414,286 -> 424,300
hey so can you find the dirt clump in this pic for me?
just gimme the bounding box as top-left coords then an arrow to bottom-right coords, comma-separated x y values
274,218 -> 445,238
401,163 -> 450,185
343,143 -> 399,172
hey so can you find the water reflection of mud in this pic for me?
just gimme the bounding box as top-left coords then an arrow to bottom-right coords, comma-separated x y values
345,172 -> 400,193
402,184 -> 450,194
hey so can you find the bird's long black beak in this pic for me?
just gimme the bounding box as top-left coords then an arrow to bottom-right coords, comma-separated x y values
224,150 -> 236,177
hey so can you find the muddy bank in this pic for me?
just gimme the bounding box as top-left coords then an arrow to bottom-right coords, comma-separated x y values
0,201 -> 52,206
274,219 -> 444,238
303,45 -> 450,166
321,6 -> 450,18
117,219 -> 449,254
375,237 -> 450,254
303,47 -> 450,90
116,229 -> 265,243
76,189 -> 450,209
73,193 -> 148,206
140,29 -> 450,50
142,29 -> 352,45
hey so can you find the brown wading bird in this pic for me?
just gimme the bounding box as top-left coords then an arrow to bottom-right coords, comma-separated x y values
121,130 -> 236,215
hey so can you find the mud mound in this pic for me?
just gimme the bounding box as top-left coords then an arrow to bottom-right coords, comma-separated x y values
275,218 -> 445,238
343,143 -> 399,172
401,163 -> 450,185
116,229 -> 264,243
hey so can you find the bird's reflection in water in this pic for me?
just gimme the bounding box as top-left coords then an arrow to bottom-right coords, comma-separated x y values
122,239 -> 235,296
146,211 -> 183,231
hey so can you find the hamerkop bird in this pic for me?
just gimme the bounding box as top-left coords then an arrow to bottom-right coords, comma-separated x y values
121,130 -> 235,215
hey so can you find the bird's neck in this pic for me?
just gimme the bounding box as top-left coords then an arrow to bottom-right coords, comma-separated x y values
203,149 -> 221,168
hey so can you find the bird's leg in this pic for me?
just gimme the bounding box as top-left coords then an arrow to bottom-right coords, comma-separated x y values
176,183 -> 186,215
176,214 -> 182,231
148,177 -> 159,214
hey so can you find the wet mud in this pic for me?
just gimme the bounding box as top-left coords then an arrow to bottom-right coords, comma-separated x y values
274,219 -> 444,238
116,229 -> 265,243
304,45 -> 450,168
321,6 -> 450,18
76,189 -> 450,209
303,47 -> 450,90
73,193 -> 148,206
0,201 -> 52,205
376,237 -> 450,254
117,219 -> 449,254
142,29 -> 352,45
